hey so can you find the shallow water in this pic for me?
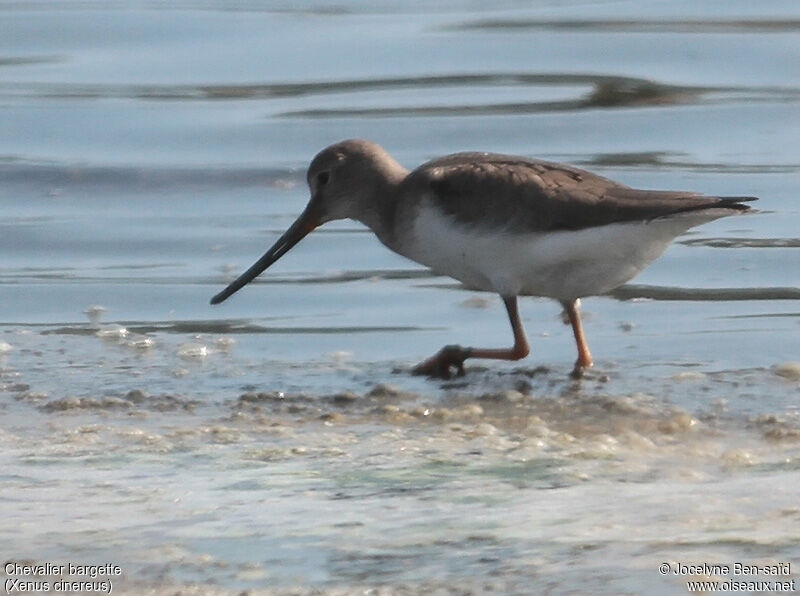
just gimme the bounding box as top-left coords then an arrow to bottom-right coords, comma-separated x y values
1,1 -> 799,594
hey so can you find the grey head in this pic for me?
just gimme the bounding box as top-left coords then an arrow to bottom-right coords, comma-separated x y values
305,139 -> 407,223
210,139 -> 407,305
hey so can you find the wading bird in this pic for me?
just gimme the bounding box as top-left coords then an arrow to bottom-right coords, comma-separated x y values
211,139 -> 756,378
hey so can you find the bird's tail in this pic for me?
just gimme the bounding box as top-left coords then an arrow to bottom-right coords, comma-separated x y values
653,195 -> 760,221
702,196 -> 759,212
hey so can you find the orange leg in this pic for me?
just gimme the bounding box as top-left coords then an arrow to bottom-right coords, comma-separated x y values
562,299 -> 593,378
412,296 -> 530,379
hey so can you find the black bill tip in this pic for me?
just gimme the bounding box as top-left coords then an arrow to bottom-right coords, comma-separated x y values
209,202 -> 322,306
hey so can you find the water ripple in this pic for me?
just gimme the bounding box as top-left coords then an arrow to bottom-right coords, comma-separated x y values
4,73 -> 799,113
40,321 -> 431,336
680,237 -> 800,249
446,19 -> 800,33
609,284 -> 800,301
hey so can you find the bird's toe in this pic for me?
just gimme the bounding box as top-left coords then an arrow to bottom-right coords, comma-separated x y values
412,345 -> 469,379
570,359 -> 594,379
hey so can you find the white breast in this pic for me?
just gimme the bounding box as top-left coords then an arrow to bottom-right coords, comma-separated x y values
401,200 -> 723,300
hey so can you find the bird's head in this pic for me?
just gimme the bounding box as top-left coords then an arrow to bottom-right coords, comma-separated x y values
210,139 -> 403,305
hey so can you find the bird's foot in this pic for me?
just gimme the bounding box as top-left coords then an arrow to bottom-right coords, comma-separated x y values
412,345 -> 472,379
569,358 -> 594,379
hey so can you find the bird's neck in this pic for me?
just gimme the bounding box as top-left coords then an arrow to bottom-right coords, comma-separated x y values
352,161 -> 408,250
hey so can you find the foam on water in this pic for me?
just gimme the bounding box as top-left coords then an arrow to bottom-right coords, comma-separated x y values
2,351 -> 799,594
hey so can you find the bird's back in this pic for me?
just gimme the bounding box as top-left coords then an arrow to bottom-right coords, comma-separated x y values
401,152 -> 756,233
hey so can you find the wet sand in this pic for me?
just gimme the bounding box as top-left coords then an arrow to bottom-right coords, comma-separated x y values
3,326 -> 799,594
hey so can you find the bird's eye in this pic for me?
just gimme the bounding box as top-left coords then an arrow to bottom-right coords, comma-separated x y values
316,171 -> 330,186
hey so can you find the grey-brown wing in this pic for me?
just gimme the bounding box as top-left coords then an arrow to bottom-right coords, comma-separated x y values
406,153 -> 755,231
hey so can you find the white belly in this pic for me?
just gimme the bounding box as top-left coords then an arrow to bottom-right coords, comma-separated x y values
401,202 -> 720,300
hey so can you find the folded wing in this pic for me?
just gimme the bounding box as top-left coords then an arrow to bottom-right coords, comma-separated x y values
407,153 -> 757,232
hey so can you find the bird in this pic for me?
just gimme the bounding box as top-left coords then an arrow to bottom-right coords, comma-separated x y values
211,139 -> 757,379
